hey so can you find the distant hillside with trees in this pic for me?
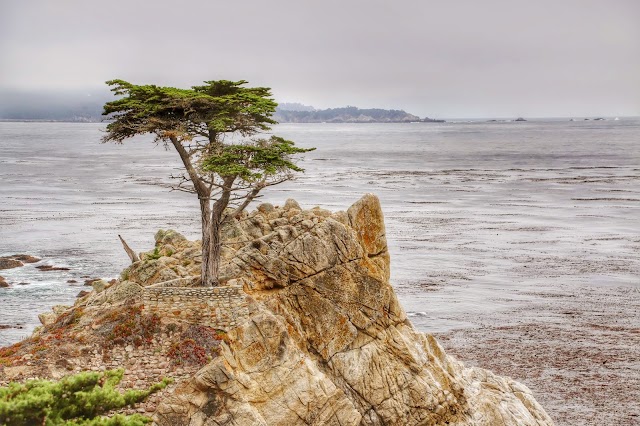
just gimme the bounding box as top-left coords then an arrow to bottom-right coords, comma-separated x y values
274,105 -> 441,123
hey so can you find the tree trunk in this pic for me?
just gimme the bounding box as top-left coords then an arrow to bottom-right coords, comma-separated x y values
200,199 -> 220,287
209,218 -> 222,286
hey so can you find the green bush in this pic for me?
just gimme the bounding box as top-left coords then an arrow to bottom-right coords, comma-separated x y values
0,369 -> 171,425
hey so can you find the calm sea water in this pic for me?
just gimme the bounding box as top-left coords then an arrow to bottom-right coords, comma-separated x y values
1,120 -> 639,346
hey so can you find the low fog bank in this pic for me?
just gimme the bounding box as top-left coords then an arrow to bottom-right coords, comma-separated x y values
0,89 -> 111,122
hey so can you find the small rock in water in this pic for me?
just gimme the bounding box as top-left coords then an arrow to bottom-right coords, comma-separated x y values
36,265 -> 71,271
0,323 -> 25,330
84,278 -> 101,286
0,257 -> 23,270
11,254 -> 41,263
67,279 -> 78,284
0,276 -> 9,287
17,282 -> 30,286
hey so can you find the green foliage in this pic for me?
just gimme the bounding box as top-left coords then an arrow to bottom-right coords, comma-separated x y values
202,136 -> 315,182
0,369 -> 171,426
101,78 -> 313,204
102,78 -> 315,286
102,79 -> 277,143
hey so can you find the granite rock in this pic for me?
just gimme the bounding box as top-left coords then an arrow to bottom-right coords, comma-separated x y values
154,195 -> 554,426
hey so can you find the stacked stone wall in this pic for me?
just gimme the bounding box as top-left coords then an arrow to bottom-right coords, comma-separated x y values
142,285 -> 249,330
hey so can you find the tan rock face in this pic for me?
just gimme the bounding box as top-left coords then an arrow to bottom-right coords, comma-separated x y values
154,195 -> 554,426
120,230 -> 202,287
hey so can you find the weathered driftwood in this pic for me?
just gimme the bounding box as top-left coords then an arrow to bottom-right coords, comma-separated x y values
118,235 -> 140,263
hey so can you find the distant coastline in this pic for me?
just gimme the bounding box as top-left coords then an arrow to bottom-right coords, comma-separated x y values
274,104 -> 444,123
0,94 -> 632,124
0,93 -> 445,124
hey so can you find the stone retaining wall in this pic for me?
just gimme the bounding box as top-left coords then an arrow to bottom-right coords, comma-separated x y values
142,285 -> 249,330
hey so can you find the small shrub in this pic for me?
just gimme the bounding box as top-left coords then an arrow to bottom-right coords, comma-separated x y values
121,268 -> 131,281
166,325 -> 225,366
214,330 -> 230,344
95,304 -> 161,349
109,307 -> 161,348
29,345 -> 47,354
0,369 -> 171,425
0,345 -> 20,366
167,339 -> 208,366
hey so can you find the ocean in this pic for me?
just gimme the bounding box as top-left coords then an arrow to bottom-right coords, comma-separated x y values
1,120 -> 639,346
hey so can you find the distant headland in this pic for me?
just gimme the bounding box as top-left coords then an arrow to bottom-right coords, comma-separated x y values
275,103 -> 444,123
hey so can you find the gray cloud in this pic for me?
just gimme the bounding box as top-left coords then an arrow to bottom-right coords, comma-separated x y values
1,0 -> 638,117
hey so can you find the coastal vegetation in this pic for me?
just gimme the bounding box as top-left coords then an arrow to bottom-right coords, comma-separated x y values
102,79 -> 314,286
0,369 -> 170,425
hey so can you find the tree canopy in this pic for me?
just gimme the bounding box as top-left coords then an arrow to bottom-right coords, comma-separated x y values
102,79 -> 314,286
102,79 -> 277,144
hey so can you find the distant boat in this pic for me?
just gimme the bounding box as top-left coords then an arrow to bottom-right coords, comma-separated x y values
614,117 -> 620,121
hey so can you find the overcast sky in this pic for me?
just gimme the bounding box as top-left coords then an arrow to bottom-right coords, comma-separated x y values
1,0 -> 639,118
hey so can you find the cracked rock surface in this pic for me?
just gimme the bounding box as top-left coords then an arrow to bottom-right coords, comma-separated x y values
154,194 -> 554,426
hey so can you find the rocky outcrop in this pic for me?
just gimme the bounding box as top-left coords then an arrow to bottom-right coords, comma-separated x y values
11,254 -> 41,264
153,195 -> 553,426
119,229 -> 202,286
0,254 -> 40,270
0,258 -> 23,270
0,195 -> 552,425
